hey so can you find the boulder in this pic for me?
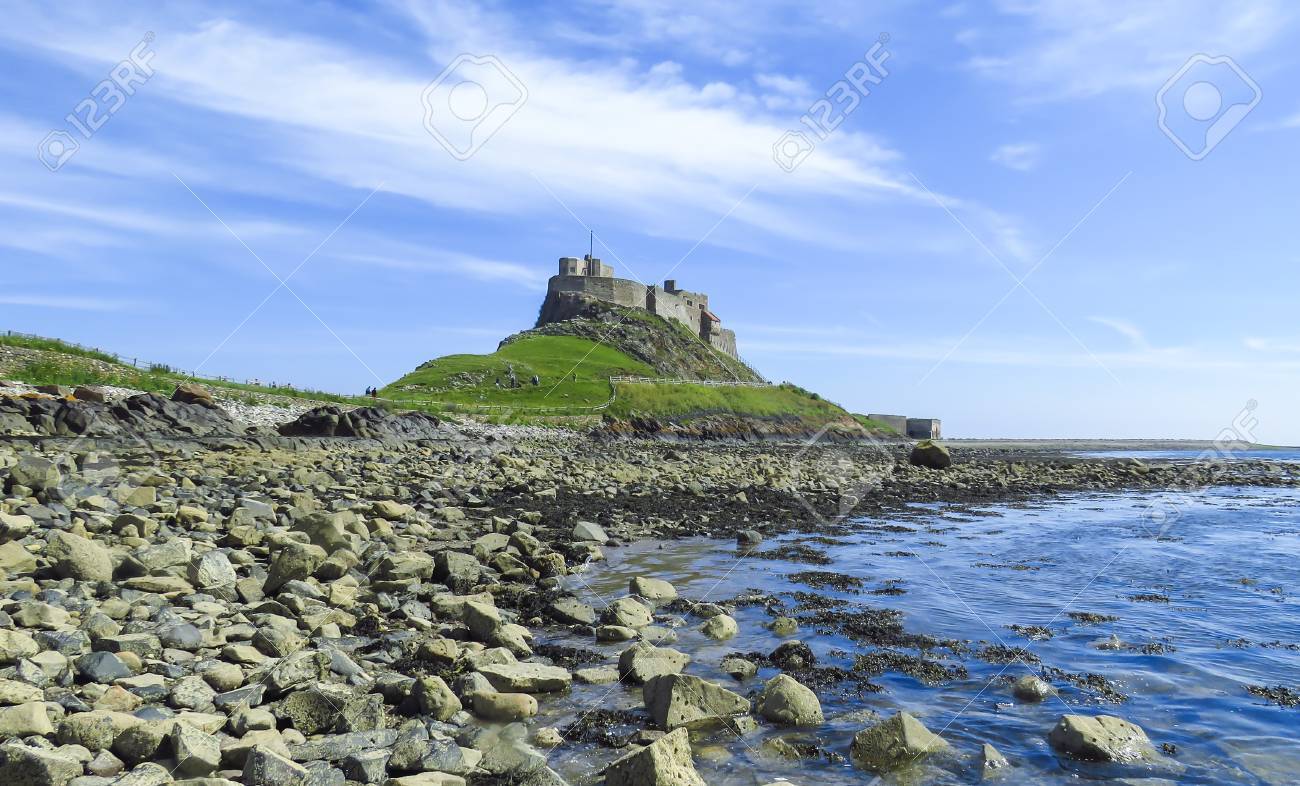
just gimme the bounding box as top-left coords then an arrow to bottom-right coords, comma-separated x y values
619,642 -> 690,684
756,674 -> 823,726
1047,714 -> 1157,763
604,727 -> 705,786
603,597 -> 654,628
10,456 -> 61,491
571,521 -> 608,543
850,711 -> 950,773
642,673 -> 749,730
0,743 -> 82,786
243,744 -> 309,786
472,691 -> 538,722
0,702 -> 54,736
909,440 -> 952,470
47,531 -> 114,581
478,662 -> 572,693
414,676 -> 461,721
700,614 -> 738,640
981,742 -> 1010,776
630,577 -> 678,603
1012,675 -> 1055,702
172,383 -> 215,407
263,542 -> 326,594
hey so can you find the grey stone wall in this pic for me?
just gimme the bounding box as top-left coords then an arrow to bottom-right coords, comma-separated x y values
867,414 -> 908,434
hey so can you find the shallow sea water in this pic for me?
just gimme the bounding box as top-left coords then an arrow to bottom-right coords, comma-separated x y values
538,486 -> 1300,785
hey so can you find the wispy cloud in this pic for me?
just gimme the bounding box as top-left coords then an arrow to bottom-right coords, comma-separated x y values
0,294 -> 135,311
990,142 -> 1041,171
1087,315 -> 1150,351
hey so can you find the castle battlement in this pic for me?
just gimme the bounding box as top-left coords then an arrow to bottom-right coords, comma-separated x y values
539,255 -> 738,358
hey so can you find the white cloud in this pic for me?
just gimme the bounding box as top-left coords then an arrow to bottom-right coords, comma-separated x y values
0,294 -> 135,311
1088,315 -> 1150,350
964,0 -> 1292,100
338,249 -> 548,291
0,1 -> 1037,267
990,142 -> 1041,171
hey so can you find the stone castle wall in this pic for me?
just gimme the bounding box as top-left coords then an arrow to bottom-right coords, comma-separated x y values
539,271 -> 740,359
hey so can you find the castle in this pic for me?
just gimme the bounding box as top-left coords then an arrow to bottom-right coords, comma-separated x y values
537,255 -> 739,358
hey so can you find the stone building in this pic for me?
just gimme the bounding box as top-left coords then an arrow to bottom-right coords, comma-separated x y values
538,255 -> 739,358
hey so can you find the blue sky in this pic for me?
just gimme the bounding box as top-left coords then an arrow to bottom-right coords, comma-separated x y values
4,1 -> 1300,441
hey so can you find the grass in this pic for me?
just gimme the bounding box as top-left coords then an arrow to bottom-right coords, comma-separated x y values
2,334 -> 375,408
384,334 -> 657,410
0,334 -> 121,364
609,381 -> 851,423
852,414 -> 902,436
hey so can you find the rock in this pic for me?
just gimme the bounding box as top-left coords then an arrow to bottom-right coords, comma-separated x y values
0,629 -> 41,664
604,727 -> 705,786
756,674 -> 823,726
73,386 -> 107,403
47,531 -> 114,582
0,744 -> 83,786
630,577 -> 677,603
414,676 -> 461,721
642,674 -> 749,730
619,642 -> 690,684
0,541 -> 36,574
571,521 -> 608,543
546,598 -> 596,626
1048,714 -> 1157,763
602,597 -> 654,628
172,383 -> 215,407
720,657 -> 757,680
433,551 -> 480,594
0,678 -> 43,705
981,742 -> 1010,776
113,762 -> 174,786
77,651 -> 133,683
769,617 -> 799,636
0,702 -> 54,736
57,712 -> 118,751
340,750 -> 390,783
172,722 -> 221,777
736,530 -> 763,549
700,614 -> 738,640
909,440 -> 952,470
1012,675 -> 1055,702
595,625 -> 638,642
187,551 -> 236,589
263,542 -> 326,595
10,456 -> 62,491
850,711 -> 950,773
372,500 -> 413,521
384,775 -> 465,786
243,745 -> 309,786
478,662 -> 572,693
472,691 -> 538,722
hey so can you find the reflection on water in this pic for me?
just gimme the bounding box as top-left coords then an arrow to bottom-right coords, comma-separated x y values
538,487 -> 1300,785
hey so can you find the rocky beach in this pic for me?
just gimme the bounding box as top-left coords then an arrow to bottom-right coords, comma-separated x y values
0,386 -> 1296,785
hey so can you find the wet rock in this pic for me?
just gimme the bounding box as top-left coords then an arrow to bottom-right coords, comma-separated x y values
603,597 -> 654,628
981,742 -> 1010,777
700,614 -> 738,640
630,577 -> 678,603
1048,714 -> 1157,763
737,530 -> 763,549
547,598 -> 596,626
850,711 -> 950,773
619,642 -> 690,684
720,657 -> 757,681
571,521 -> 608,543
642,673 -> 750,730
604,727 -> 705,786
756,674 -> 823,726
770,640 -> 814,670
1012,675 -> 1056,702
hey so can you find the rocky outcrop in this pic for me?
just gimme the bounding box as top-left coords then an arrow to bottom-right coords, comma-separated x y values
0,392 -> 244,437
277,405 -> 448,440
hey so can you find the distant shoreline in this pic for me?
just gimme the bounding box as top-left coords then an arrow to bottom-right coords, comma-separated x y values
944,438 -> 1293,451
